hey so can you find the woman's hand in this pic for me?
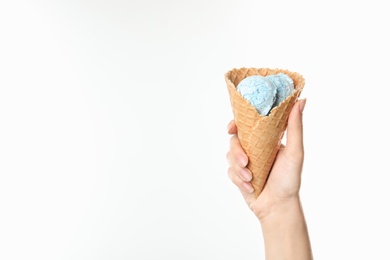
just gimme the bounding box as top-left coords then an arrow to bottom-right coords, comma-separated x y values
226,99 -> 306,220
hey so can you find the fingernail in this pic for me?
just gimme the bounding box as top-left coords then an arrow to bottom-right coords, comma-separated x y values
227,121 -> 232,131
240,169 -> 252,181
237,154 -> 247,167
242,182 -> 254,193
299,98 -> 307,113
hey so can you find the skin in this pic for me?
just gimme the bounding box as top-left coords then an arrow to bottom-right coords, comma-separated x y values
226,99 -> 313,260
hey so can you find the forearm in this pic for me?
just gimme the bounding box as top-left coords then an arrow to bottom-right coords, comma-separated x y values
260,198 -> 313,260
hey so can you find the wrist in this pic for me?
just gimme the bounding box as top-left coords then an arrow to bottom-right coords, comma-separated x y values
257,196 -> 302,224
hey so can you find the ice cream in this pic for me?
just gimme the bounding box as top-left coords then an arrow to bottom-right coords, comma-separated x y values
236,73 -> 294,116
268,73 -> 295,109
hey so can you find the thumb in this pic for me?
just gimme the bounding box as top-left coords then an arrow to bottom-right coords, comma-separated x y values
285,99 -> 306,154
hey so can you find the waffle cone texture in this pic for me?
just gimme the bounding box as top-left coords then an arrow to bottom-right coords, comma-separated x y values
225,68 -> 305,198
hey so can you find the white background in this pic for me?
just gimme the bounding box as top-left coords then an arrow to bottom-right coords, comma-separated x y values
1,0 -> 389,259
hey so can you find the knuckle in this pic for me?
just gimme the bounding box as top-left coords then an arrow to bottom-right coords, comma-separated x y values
233,176 -> 243,187
227,167 -> 233,179
229,135 -> 236,146
226,151 -> 230,161
228,168 -> 241,187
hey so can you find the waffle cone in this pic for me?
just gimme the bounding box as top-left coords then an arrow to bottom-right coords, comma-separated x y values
225,68 -> 305,198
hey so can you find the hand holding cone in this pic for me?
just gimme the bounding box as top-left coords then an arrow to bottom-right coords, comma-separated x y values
225,68 -> 305,198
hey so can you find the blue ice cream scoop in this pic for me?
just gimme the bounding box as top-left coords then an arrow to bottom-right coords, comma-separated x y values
236,73 -> 295,116
267,73 -> 294,109
236,76 -> 276,116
